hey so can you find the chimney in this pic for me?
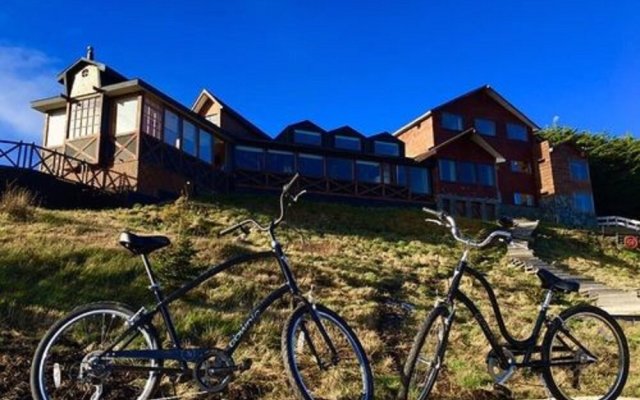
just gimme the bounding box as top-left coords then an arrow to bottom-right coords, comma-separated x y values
86,45 -> 94,61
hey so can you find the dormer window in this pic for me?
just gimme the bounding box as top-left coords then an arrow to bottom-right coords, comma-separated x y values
334,135 -> 361,151
441,112 -> 463,131
374,141 -> 399,156
294,129 -> 322,146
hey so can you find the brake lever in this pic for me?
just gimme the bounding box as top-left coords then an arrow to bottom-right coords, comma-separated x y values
425,218 -> 444,226
292,190 -> 307,203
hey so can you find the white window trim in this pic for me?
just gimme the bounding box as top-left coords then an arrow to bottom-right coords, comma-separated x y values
236,146 -> 264,153
267,149 -> 295,156
298,153 -> 324,160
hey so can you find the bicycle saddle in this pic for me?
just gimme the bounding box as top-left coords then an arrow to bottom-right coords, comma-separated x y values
536,269 -> 580,293
119,231 -> 171,255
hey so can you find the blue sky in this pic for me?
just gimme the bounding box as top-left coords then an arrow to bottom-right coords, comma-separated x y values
0,0 -> 638,142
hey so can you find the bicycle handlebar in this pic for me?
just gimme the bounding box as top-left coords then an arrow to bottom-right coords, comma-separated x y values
422,207 -> 512,248
219,173 -> 305,237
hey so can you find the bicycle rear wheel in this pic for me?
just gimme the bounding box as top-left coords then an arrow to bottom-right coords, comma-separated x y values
282,303 -> 373,400
542,304 -> 629,400
30,302 -> 161,400
399,305 -> 449,400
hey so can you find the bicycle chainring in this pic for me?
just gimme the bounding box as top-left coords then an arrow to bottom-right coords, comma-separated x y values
486,347 -> 516,385
193,348 -> 234,393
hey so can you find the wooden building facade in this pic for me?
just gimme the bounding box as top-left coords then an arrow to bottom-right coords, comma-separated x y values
30,51 -> 594,219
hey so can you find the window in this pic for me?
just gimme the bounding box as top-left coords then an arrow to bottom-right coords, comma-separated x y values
142,98 -> 162,139
266,150 -> 294,174
114,97 -> 139,136
297,154 -> 324,178
199,131 -> 213,164
163,110 -> 180,148
69,96 -> 102,139
374,141 -> 400,156
396,165 -> 408,187
507,123 -> 528,141
327,157 -> 353,181
356,161 -> 381,183
570,160 -> 589,181
182,121 -> 197,157
334,135 -> 361,151
294,129 -> 322,146
234,146 -> 264,171
441,112 -> 463,131
474,118 -> 496,136
514,192 -> 535,207
510,160 -> 532,174
457,161 -> 476,184
409,167 -> 430,194
382,163 -> 393,184
46,109 -> 67,147
573,192 -> 594,213
439,159 -> 456,182
477,164 -> 495,186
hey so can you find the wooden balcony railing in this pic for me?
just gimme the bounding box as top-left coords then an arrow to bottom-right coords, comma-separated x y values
234,169 -> 432,203
0,140 -> 136,193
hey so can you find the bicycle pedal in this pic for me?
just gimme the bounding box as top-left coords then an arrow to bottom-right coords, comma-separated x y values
493,383 -> 513,399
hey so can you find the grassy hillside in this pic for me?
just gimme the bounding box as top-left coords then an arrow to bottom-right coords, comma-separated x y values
0,193 -> 638,399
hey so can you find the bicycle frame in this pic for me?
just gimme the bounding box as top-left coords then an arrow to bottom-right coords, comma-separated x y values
443,254 -> 592,371
97,226 -> 328,373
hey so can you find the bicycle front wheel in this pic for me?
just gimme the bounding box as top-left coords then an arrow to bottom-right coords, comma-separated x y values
399,305 -> 450,400
30,302 -> 161,400
542,304 -> 629,400
282,303 -> 373,400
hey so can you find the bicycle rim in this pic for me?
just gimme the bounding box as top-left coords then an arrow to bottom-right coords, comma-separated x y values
36,308 -> 158,399
288,310 -> 369,399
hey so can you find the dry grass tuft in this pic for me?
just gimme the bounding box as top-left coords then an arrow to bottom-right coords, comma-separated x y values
0,184 -> 37,222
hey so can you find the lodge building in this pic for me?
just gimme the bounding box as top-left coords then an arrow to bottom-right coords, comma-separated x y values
30,49 -> 595,223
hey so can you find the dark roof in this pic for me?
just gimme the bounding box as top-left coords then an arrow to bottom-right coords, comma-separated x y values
394,85 -> 540,136
369,132 -> 401,142
275,120 -> 326,139
327,126 -> 365,138
56,57 -> 128,86
414,128 -> 506,163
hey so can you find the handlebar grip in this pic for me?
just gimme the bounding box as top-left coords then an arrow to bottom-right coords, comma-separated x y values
283,173 -> 300,193
219,222 -> 248,237
422,207 -> 445,220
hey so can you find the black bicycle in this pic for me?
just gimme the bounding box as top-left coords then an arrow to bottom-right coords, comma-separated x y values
30,174 -> 374,400
399,208 -> 629,400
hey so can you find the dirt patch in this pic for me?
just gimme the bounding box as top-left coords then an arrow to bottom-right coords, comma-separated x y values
0,328 -> 36,399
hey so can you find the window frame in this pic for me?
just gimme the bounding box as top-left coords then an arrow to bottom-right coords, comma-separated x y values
293,129 -> 322,146
355,160 -> 381,183
181,120 -> 198,157
373,141 -> 400,156
198,130 -> 214,164
114,96 -> 140,136
265,149 -> 295,174
506,122 -> 528,141
573,191 -> 594,213
569,159 -> 590,182
46,109 -> 67,147
439,159 -> 457,182
474,118 -> 496,136
326,157 -> 354,181
297,153 -> 325,178
234,146 -> 265,171
441,112 -> 464,131
334,135 -> 361,151
163,109 -> 181,149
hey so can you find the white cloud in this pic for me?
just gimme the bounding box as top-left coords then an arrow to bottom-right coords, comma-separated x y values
0,45 -> 59,142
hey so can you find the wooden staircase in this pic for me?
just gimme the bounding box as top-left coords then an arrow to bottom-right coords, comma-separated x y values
507,219 -> 640,319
